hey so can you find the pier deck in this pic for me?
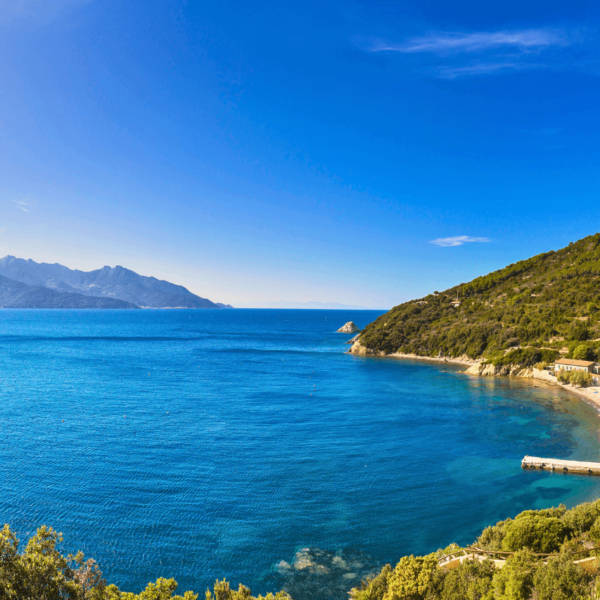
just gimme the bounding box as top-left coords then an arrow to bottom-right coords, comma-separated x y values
522,455 -> 600,475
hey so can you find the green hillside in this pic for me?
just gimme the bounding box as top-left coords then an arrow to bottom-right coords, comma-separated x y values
356,233 -> 600,365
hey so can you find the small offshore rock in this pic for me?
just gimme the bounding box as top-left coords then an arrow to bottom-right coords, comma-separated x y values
337,321 -> 360,333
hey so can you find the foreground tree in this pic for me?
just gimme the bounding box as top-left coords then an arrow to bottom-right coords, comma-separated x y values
0,525 -> 288,600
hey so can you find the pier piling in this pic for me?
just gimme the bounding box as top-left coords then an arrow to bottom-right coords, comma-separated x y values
522,456 -> 600,475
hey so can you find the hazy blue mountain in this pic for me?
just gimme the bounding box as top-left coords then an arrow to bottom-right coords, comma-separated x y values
0,275 -> 138,309
0,256 -> 229,308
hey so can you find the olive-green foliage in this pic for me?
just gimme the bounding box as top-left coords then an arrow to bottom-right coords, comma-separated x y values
0,524 -> 91,600
573,344 -> 593,360
501,515 -> 570,553
383,555 -> 437,600
204,580 -> 290,600
589,517 -> 600,545
430,559 -> 495,600
491,550 -> 537,600
532,554 -> 592,600
119,578 -> 198,600
358,233 -> 600,360
0,525 -> 287,600
558,369 -> 593,387
561,501 -> 600,537
492,348 -> 558,368
476,507 -> 568,553
350,565 -> 393,600
570,370 -> 592,387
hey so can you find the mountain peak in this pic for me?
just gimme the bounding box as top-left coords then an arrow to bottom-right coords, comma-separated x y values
0,257 -> 229,309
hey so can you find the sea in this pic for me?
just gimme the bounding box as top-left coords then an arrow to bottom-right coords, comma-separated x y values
2,309 -> 600,599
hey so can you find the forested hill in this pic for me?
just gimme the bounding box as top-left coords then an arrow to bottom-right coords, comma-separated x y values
356,233 -> 600,365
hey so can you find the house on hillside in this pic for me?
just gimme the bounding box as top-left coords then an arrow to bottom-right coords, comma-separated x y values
554,358 -> 600,385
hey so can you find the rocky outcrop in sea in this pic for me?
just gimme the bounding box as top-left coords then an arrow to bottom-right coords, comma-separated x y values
337,322 -> 360,333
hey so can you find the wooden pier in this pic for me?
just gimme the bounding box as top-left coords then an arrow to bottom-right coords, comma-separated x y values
522,455 -> 600,475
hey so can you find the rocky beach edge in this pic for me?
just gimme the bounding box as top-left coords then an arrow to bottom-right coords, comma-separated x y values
348,339 -> 600,412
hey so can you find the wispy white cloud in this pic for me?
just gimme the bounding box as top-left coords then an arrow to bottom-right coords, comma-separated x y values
371,28 -> 572,55
436,61 -> 544,78
430,236 -> 491,247
12,199 -> 31,212
366,26 -> 583,78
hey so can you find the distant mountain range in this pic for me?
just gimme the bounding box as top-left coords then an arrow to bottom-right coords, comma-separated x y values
0,256 -> 233,309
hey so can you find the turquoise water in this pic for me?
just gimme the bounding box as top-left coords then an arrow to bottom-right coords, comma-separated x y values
1,309 -> 600,599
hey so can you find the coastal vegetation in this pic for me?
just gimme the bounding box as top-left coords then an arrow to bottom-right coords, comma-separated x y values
557,369 -> 593,387
356,233 -> 600,366
9,499 -> 600,599
351,499 -> 600,600
0,525 -> 288,600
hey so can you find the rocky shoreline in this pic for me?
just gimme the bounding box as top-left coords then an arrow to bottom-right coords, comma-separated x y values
348,339 -> 600,412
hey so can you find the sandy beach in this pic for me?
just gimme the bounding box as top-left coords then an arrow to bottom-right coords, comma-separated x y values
349,340 -> 600,413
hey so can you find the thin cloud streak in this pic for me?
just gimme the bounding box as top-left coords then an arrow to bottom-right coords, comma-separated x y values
371,28 -> 571,55
436,61 -> 545,78
431,236 -> 491,247
12,200 -> 31,212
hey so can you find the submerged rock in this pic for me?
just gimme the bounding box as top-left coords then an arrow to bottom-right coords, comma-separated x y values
276,561 -> 292,573
337,322 -> 360,333
267,547 -> 380,600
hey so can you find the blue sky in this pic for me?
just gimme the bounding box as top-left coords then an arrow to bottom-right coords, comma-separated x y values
1,0 -> 599,308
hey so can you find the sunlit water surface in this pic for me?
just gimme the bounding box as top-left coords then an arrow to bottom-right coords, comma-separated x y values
1,309 -> 600,599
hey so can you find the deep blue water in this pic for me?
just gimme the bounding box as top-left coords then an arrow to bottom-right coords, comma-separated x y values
2,309 -> 600,599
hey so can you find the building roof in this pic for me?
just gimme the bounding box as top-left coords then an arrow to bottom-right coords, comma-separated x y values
555,358 -> 596,367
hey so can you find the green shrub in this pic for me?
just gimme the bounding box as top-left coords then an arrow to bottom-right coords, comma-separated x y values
493,348 -> 558,368
556,369 -> 571,384
572,344 -> 592,360
570,370 -> 592,387
432,559 -> 495,600
561,501 -> 600,536
532,554 -> 592,600
492,549 -> 538,600
502,515 -> 570,553
382,555 -> 437,600
570,322 -> 590,342
351,565 -> 392,600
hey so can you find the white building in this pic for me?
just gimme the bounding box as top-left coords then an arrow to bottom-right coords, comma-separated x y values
554,358 -> 600,385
